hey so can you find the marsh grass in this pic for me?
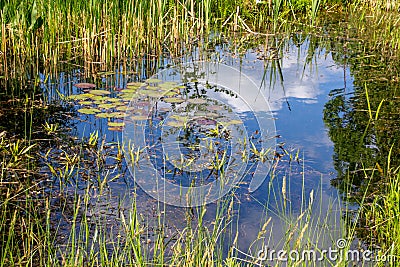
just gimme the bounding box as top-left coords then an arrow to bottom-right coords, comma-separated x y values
1,125 -> 351,267
0,0 -> 341,78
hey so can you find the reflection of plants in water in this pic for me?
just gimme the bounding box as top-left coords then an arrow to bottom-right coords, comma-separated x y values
323,39 -> 400,251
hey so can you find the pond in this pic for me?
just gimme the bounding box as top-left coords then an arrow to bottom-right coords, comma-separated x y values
36,35 -> 355,262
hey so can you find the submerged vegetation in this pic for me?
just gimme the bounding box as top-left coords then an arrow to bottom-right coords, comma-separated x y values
1,0 -> 400,266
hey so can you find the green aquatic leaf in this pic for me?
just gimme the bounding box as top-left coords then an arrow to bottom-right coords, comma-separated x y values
107,112 -> 129,118
108,121 -> 125,127
140,90 -> 162,98
108,126 -> 123,132
108,98 -> 124,103
163,97 -> 185,104
92,95 -> 110,101
68,93 -> 95,100
169,114 -> 189,122
208,105 -> 223,111
187,98 -> 207,104
145,78 -> 161,83
120,88 -> 138,93
166,120 -> 185,127
77,108 -> 101,115
116,106 -> 136,111
159,82 -> 178,89
98,103 -> 114,109
89,89 -> 111,95
219,120 -> 243,127
207,112 -> 220,118
127,82 -> 146,88
95,113 -> 109,118
78,100 -> 93,105
74,83 -> 96,89
129,115 -> 148,121
163,91 -> 179,97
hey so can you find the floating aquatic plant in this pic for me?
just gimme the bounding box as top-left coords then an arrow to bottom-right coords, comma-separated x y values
163,97 -> 185,104
108,121 -> 125,127
74,83 -> 96,89
187,98 -> 207,104
89,89 -> 111,96
145,78 -> 162,83
77,108 -> 101,114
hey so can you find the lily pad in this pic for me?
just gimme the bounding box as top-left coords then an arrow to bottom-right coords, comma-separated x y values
68,93 -> 95,101
116,106 -> 136,111
208,105 -> 223,111
163,97 -> 185,104
109,98 -> 123,103
120,88 -> 138,93
130,115 -> 148,121
166,120 -> 186,127
108,121 -> 125,127
95,113 -> 110,118
220,120 -> 243,127
120,93 -> 139,101
159,82 -> 177,90
77,108 -> 101,115
78,100 -> 93,105
98,103 -> 114,109
127,82 -> 146,87
107,112 -> 129,118
108,127 -> 123,132
187,98 -> 207,104
146,86 -> 160,91
169,114 -> 189,122
74,83 -> 96,89
163,91 -> 179,97
145,78 -> 161,83
92,95 -> 110,101
89,89 -> 111,96
140,90 -> 162,98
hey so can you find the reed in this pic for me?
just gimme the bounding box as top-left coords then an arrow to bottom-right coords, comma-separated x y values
0,0 -> 343,78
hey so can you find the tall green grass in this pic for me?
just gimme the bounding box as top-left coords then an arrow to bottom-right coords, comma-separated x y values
0,0 -> 340,78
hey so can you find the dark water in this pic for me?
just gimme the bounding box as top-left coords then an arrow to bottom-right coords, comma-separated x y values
39,36 -> 356,259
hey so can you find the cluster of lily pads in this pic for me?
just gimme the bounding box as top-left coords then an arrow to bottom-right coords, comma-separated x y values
68,79 -> 188,131
68,79 -> 244,134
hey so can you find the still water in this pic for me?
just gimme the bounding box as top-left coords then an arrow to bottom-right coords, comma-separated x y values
40,36 -> 353,259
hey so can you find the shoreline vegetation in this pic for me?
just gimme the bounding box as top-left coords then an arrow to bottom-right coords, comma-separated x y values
0,0 -> 399,75
1,0 -> 400,266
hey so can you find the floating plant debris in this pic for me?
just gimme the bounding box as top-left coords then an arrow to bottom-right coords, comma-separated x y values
74,83 -> 96,89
